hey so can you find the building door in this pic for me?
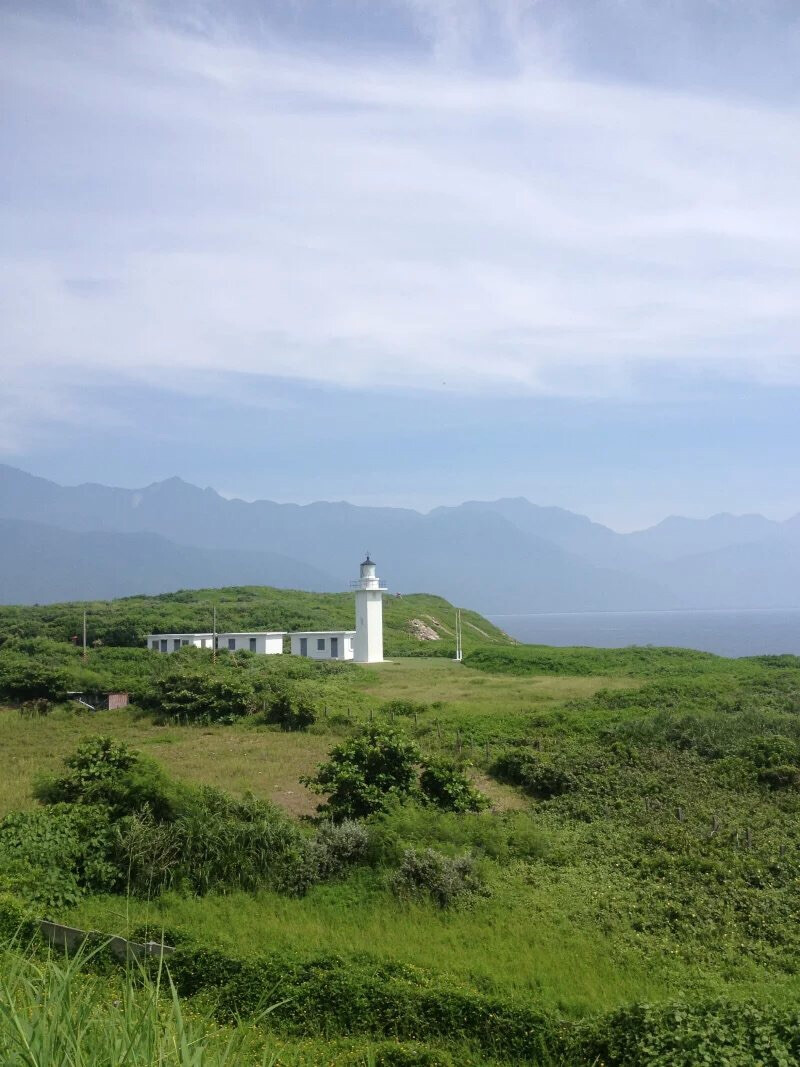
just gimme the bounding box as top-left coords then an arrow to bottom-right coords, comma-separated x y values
330,636 -> 339,658
299,637 -> 308,657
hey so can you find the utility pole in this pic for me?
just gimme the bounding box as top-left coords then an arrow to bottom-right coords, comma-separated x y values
212,604 -> 217,665
82,610 -> 87,662
454,609 -> 463,662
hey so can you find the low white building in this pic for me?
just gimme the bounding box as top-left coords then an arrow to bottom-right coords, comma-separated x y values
147,632 -> 285,654
289,631 -> 355,661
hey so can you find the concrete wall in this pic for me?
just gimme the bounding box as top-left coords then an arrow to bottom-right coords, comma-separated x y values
290,632 -> 354,660
147,633 -> 284,654
353,589 -> 384,663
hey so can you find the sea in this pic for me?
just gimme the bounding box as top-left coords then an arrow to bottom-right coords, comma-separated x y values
486,608 -> 800,659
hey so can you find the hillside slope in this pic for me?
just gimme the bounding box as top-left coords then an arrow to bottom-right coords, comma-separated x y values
0,584 -> 512,656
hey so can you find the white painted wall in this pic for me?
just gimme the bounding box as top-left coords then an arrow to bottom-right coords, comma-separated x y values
290,632 -> 355,661
147,632 -> 285,654
353,589 -> 384,662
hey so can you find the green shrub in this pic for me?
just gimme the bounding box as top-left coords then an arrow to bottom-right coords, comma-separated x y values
262,683 -> 317,731
392,848 -> 487,908
491,749 -> 576,800
372,1042 -> 454,1066
139,668 -> 257,723
34,736 -> 190,821
578,999 -> 800,1066
0,805 -> 119,907
418,758 -> 488,813
380,699 -> 429,719
0,893 -> 37,944
303,727 -> 421,820
116,789 -> 311,896
0,652 -> 70,703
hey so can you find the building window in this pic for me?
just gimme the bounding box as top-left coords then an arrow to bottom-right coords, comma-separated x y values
201,638 -> 208,648
173,639 -> 181,651
160,640 -> 168,653
249,637 -> 257,652
228,638 -> 236,651
151,640 -> 160,651
182,640 -> 190,647
317,638 -> 326,651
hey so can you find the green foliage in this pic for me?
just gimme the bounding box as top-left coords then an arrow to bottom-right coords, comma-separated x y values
0,647 -> 70,703
0,893 -> 37,944
371,1042 -> 454,1066
0,944 -> 281,1067
578,999 -> 800,1066
380,700 -> 429,719
0,585 -> 510,656
303,727 -> 422,820
0,805 -> 120,908
262,682 -> 317,731
418,759 -> 489,813
368,804 -> 547,865
139,665 -> 258,724
464,643 -> 736,678
116,790 -> 313,897
35,736 -> 189,821
491,749 -> 577,800
392,848 -> 487,908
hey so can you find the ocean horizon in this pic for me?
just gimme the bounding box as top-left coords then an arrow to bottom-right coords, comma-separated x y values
487,607 -> 800,658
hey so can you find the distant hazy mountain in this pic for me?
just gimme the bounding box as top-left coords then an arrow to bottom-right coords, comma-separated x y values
625,513 -> 787,561
0,518 -> 337,604
0,464 -> 797,610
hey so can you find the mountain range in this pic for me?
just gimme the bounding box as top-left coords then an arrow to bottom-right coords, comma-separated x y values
0,464 -> 798,612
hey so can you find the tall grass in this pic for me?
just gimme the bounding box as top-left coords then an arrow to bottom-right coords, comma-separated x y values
0,944 -> 279,1066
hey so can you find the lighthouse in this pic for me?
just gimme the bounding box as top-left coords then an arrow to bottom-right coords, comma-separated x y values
353,555 -> 386,663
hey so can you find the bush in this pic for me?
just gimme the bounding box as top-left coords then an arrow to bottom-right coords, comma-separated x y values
578,998 -> 800,1066
372,1042 -> 454,1066
139,668 -> 257,723
262,684 -> 316,731
418,758 -> 488,813
303,727 -> 421,820
0,805 -> 119,908
34,736 -> 190,822
491,749 -> 576,800
380,699 -> 429,719
115,789 -> 311,897
0,653 -> 70,703
392,848 -> 487,908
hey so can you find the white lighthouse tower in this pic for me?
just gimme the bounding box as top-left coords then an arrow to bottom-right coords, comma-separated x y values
353,555 -> 386,663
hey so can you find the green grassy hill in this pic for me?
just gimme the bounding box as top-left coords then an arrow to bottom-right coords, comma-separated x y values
0,586 -> 513,657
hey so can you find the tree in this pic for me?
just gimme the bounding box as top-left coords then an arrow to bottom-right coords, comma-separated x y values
139,667 -> 257,723
303,727 -> 421,820
419,758 -> 490,813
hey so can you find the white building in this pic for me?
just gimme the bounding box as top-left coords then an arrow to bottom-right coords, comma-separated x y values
147,632 -> 285,654
289,556 -> 386,663
289,631 -> 355,661
353,556 -> 385,663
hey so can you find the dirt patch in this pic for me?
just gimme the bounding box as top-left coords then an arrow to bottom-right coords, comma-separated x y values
470,771 -> 530,812
408,618 -> 441,641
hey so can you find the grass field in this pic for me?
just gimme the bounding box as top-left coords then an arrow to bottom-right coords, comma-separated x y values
4,640 -> 800,1063
0,660 -> 632,819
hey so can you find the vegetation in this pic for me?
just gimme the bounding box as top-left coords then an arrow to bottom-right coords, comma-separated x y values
0,585 -> 511,656
4,601 -> 800,1062
302,727 -> 487,819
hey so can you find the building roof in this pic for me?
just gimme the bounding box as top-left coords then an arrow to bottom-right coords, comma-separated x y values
145,631 -> 286,638
289,630 -> 356,637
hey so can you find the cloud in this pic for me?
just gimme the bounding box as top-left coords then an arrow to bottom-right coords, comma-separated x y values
1,0 -> 800,449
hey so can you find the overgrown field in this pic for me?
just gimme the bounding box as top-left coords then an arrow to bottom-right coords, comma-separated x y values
3,631 -> 800,1064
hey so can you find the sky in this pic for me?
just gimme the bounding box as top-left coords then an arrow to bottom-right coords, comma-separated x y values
2,0 -> 799,531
